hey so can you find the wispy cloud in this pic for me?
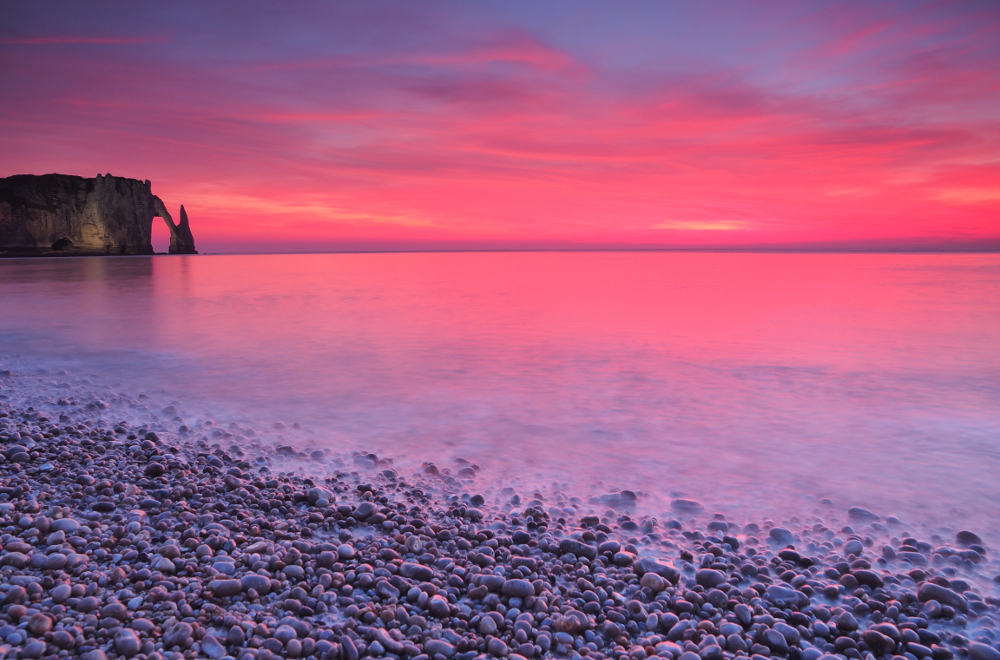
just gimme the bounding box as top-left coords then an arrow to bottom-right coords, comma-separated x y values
656,221 -> 749,231
2,35 -> 165,45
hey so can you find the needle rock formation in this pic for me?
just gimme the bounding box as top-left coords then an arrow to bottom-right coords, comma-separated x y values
0,173 -> 196,256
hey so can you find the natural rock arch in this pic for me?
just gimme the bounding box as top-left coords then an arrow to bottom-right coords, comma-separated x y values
152,197 -> 197,254
0,173 -> 197,256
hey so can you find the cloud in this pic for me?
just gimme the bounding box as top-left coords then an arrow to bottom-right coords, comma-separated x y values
656,221 -> 748,231
2,35 -> 165,45
934,188 -> 1000,204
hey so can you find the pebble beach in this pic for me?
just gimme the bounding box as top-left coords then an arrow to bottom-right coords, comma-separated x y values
3,0 -> 1000,656
0,367 -> 998,660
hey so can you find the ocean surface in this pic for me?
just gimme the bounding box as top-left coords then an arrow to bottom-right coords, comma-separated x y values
1,252 -> 998,534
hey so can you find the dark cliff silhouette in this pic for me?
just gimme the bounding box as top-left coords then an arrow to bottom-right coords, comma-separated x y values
0,173 -> 197,256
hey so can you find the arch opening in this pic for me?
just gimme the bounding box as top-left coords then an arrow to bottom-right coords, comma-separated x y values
151,217 -> 172,254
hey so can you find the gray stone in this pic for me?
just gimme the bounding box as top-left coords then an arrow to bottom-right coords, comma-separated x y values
501,579 -> 535,598
307,487 -> 334,504
764,585 -> 802,608
399,562 -> 434,581
764,629 -> 789,654
489,637 -> 509,657
355,501 -> 377,519
425,640 -> 456,657
844,539 -> 864,556
375,628 -> 404,654
836,612 -> 858,632
634,557 -> 680,583
241,573 -> 272,595
376,580 -> 400,599
201,634 -> 227,659
969,643 -> 1000,660
479,616 -> 498,635
848,506 -> 878,520
559,538 -> 598,560
428,595 -> 451,618
696,569 -> 726,588
863,630 -> 895,653
957,531 -> 983,546
671,499 -> 704,513
209,579 -> 242,597
640,572 -> 667,592
774,622 -> 800,645
769,527 -> 794,545
163,622 -> 193,649
1,552 -> 28,568
114,629 -> 142,658
49,518 -> 80,534
853,569 -> 883,588
131,619 -> 155,632
21,641 -> 47,659
917,582 -> 968,612
479,574 -> 506,592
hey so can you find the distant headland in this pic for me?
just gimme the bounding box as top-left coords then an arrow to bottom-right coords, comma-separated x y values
0,173 -> 196,256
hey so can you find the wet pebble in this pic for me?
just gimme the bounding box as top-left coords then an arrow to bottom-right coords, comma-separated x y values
0,399 -> 994,660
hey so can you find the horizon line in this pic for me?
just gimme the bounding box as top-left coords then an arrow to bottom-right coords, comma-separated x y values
7,247 -> 1000,261
150,246 -> 1000,256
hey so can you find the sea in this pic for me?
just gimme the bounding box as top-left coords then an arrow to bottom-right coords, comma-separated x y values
1,252 -> 998,537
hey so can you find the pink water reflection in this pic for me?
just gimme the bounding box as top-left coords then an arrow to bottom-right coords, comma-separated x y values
1,252 -> 998,528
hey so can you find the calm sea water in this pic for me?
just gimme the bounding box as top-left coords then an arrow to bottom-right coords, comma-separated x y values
1,253 -> 998,531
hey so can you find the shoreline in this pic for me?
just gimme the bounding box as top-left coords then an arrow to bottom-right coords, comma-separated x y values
0,390 -> 998,660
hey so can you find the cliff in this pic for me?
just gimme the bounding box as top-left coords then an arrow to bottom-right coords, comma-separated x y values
0,173 -> 197,256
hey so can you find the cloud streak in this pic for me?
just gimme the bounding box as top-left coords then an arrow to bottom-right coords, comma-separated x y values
2,35 -> 164,45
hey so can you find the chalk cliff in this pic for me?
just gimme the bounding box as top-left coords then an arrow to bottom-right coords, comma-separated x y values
0,173 -> 197,256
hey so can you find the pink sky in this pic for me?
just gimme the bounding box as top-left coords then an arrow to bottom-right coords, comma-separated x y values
1,2 -> 998,252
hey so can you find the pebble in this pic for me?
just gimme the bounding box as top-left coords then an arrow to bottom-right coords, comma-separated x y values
480,616 -> 498,635
21,641 -> 47,659
26,613 -> 52,635
764,584 -> 802,608
918,582 -> 969,612
355,501 -> 377,518
400,561 -> 434,581
489,637 -> 509,656
209,578 -> 243,597
634,556 -> 680,583
425,639 -> 456,657
696,568 -> 726,588
241,573 -> 272,595
427,595 -> 451,618
769,527 -> 794,545
501,578 -> 535,598
671,498 -> 704,513
970,643 -> 1000,660
848,506 -> 879,520
0,398 -> 994,660
163,621 -> 193,649
957,530 -> 983,545
114,629 -> 143,658
201,634 -> 228,659
844,538 -> 864,555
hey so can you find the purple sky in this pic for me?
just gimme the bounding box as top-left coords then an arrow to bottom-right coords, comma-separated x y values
2,1 -> 999,251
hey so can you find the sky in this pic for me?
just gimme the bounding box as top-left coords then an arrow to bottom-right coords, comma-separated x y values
1,1 -> 999,252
